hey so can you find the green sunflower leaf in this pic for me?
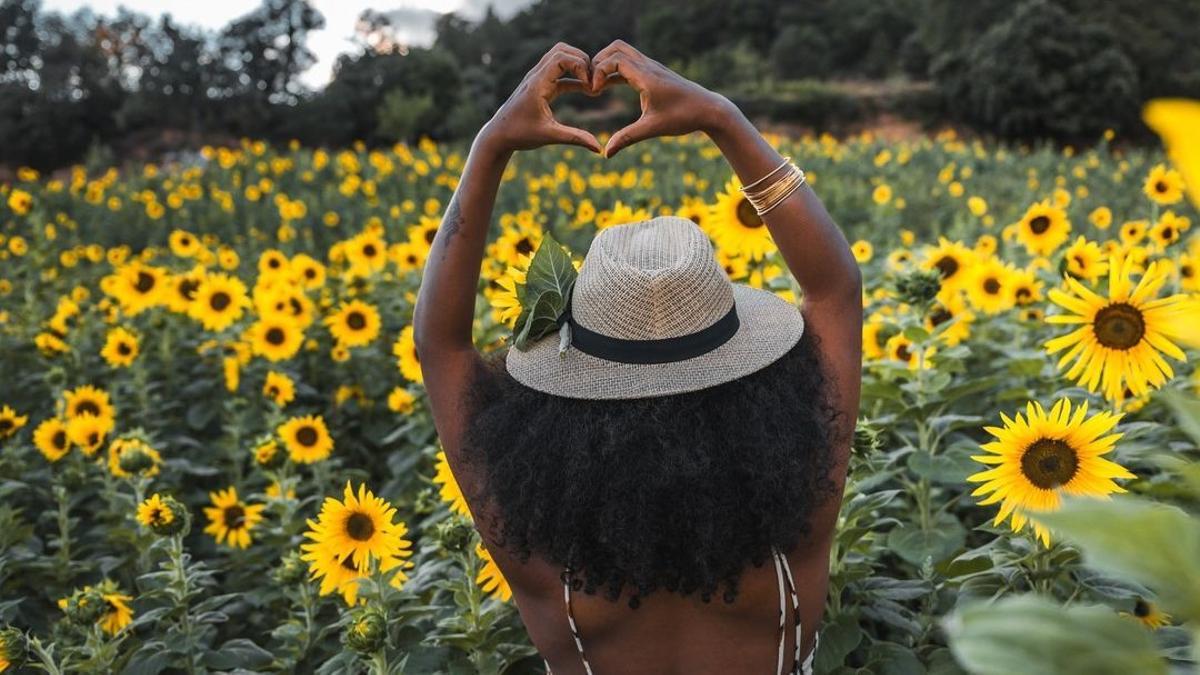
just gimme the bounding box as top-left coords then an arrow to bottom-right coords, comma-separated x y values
944,594 -> 1166,675
511,233 -> 577,351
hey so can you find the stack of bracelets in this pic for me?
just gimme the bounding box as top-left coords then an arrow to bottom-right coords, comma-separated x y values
738,156 -> 807,216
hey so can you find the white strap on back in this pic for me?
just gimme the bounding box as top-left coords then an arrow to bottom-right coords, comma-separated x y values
772,546 -> 787,675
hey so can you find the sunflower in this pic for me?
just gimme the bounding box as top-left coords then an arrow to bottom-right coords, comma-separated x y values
1089,206 -> 1113,230
325,300 -> 381,348
263,371 -> 295,406
0,405 -> 28,439
1014,200 -> 1071,257
675,197 -> 708,229
136,493 -> 176,530
862,316 -> 890,360
168,229 -> 200,257
1009,268 -> 1044,308
966,257 -> 1015,315
254,283 -> 315,328
1045,252 -> 1192,401
491,224 -> 543,268
105,261 -> 167,316
851,240 -> 874,263
247,316 -> 304,362
433,449 -> 472,518
164,267 -> 205,314
300,482 -> 413,596
57,580 -> 134,636
597,200 -> 652,231
203,486 -> 265,550
1143,99 -> 1200,208
921,237 -> 976,294
387,387 -> 416,414
389,241 -> 427,273
1150,212 -> 1184,249
1120,220 -> 1148,247
346,231 -> 388,277
1063,236 -> 1109,282
108,437 -> 162,478
1123,597 -> 1172,629
278,414 -> 334,463
476,541 -> 513,602
257,249 -> 294,283
967,399 -> 1133,547
290,253 -> 326,290
406,215 -> 441,252
63,386 -> 115,428
100,327 -> 139,367
705,177 -> 778,262
67,414 -> 108,457
34,418 -> 71,461
188,272 -> 250,332
1180,253 -> 1199,292
925,294 -> 975,347
486,256 -> 530,329
885,334 -> 936,370
393,325 -> 423,384
1142,163 -> 1184,206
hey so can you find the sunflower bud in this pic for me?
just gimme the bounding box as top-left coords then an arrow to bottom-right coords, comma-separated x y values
853,418 -> 883,456
252,437 -> 283,469
0,625 -> 27,669
342,609 -> 387,654
136,493 -> 190,537
118,444 -> 156,475
273,550 -> 308,585
435,515 -> 475,554
60,586 -> 107,626
412,486 -> 439,516
892,268 -> 942,308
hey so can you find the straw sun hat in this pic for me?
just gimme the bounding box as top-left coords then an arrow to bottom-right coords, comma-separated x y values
504,215 -> 805,400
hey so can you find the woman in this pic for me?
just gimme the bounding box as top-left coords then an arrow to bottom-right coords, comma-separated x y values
414,40 -> 862,675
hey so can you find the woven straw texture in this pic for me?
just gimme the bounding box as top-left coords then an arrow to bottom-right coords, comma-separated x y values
505,216 -> 805,400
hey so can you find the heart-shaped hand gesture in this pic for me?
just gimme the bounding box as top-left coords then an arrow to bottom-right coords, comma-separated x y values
478,40 -> 731,158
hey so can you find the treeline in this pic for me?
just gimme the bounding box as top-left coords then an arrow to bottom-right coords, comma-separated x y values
2,0 -> 1199,171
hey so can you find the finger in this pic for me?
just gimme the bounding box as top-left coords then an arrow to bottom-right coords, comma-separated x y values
548,122 -> 603,155
592,38 -> 636,65
554,78 -> 591,96
604,115 -> 656,158
591,54 -> 644,94
544,53 -> 591,94
529,42 -> 590,82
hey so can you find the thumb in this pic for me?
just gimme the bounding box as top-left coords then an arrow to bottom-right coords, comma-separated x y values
549,122 -> 603,154
604,115 -> 655,158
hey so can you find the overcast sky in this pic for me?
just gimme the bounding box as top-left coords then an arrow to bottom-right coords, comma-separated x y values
42,0 -> 534,87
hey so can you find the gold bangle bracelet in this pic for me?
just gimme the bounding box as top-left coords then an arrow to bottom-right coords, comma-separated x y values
739,156 -> 792,193
757,174 -> 806,215
746,164 -> 804,213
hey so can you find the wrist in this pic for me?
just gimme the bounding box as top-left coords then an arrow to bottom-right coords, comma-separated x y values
699,93 -> 747,143
473,122 -> 515,161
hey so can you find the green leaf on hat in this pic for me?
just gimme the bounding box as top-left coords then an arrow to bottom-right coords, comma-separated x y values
512,233 -> 578,352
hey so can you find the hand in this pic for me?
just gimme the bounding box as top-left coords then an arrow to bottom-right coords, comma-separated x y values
589,40 -> 733,158
479,42 -> 603,156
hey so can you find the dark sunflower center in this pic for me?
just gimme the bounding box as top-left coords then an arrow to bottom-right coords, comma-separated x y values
210,292 -> 231,311
269,258 -> 282,269
929,308 -> 952,326
1015,287 -> 1032,302
76,401 -> 101,416
346,512 -> 376,541
364,244 -> 378,257
406,254 -> 417,264
1161,227 -> 1174,240
934,255 -> 959,279
516,238 -> 534,255
424,229 -> 437,244
1029,215 -> 1051,234
266,327 -> 286,345
735,197 -> 764,229
983,278 -> 1001,295
1155,180 -> 1167,194
289,298 -> 303,315
1094,302 -> 1145,350
296,426 -> 318,446
1134,599 -> 1151,617
347,312 -> 366,330
1183,264 -> 1194,278
305,268 -> 317,279
0,419 -> 12,431
1073,255 -> 1086,269
53,430 -> 67,448
118,342 -> 132,356
135,271 -> 156,293
1020,438 -> 1078,489
223,505 -> 246,530
87,432 -> 99,446
180,279 -> 200,299
895,344 -> 912,361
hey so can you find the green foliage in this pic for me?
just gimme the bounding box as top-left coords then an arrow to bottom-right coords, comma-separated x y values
376,91 -> 438,144
944,595 -> 1166,675
930,0 -> 1141,142
511,233 -> 578,352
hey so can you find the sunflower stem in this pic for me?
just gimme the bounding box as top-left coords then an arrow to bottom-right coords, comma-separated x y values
169,534 -> 197,675
53,483 -> 71,583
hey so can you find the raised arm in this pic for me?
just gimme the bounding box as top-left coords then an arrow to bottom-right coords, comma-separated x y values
412,43 -> 601,475
592,41 -> 862,445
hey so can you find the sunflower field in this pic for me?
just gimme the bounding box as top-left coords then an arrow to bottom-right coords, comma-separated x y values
1,110 -> 1200,675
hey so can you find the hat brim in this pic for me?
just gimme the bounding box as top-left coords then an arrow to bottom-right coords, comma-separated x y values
504,284 -> 805,400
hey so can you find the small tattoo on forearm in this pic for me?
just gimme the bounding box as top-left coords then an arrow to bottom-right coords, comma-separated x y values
439,196 -> 464,261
